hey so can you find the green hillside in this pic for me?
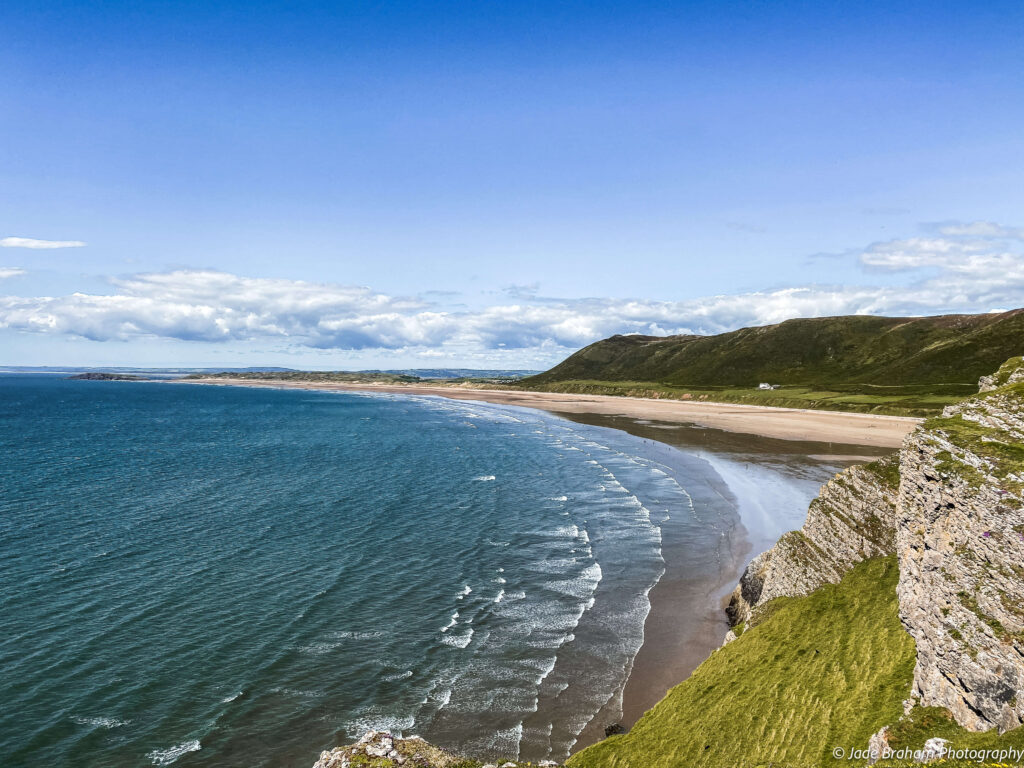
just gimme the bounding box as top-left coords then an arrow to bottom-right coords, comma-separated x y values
522,310 -> 1024,415
567,556 -> 1024,768
567,557 -> 914,768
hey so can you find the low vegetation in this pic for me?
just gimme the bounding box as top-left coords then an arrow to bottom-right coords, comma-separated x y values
185,371 -> 424,384
875,706 -> 1024,767
568,556 -> 1024,767
567,557 -> 915,768
519,378 -> 961,416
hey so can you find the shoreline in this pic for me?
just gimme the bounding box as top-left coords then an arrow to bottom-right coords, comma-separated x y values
172,378 -> 904,758
556,411 -> 892,750
177,379 -> 919,448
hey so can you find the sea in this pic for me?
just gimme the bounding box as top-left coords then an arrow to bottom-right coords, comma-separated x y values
0,376 -> 854,767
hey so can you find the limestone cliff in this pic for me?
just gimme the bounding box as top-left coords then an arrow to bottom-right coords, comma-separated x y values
896,373 -> 1024,733
726,456 -> 900,627
312,730 -> 558,768
978,356 -> 1024,392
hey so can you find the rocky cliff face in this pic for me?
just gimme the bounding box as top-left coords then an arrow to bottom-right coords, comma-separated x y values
896,375 -> 1024,733
978,356 -> 1024,392
312,730 -> 558,768
725,359 -> 1024,736
726,457 -> 900,627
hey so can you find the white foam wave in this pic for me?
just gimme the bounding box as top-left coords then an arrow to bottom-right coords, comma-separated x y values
456,584 -> 472,599
147,740 -> 201,766
72,715 -> 130,729
440,611 -> 459,632
298,641 -> 341,654
329,630 -> 385,640
488,722 -> 524,759
345,713 -> 415,737
383,670 -> 413,682
472,475 -> 496,482
493,588 -> 506,603
221,691 -> 243,703
441,627 -> 474,648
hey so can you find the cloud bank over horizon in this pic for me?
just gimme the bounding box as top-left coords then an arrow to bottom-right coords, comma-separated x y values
1,222 -> 1022,367
0,237 -> 87,249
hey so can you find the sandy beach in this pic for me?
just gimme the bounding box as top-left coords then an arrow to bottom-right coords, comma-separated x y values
182,379 -> 920,448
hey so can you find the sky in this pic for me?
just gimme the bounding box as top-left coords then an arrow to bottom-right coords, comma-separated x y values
2,0 -> 1023,369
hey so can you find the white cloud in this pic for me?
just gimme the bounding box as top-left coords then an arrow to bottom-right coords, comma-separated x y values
0,267 -> 26,280
0,237 -> 87,249
1,221 -> 1023,363
935,221 -> 1024,240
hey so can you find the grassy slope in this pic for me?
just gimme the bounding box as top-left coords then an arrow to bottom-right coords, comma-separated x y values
877,705 -> 1024,767
523,311 -> 1024,416
568,557 -> 915,768
569,555 -> 1024,768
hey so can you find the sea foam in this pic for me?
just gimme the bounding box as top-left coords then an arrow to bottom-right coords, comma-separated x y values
147,740 -> 201,766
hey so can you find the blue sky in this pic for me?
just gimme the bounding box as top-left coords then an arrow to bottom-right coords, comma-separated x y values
2,1 -> 1023,368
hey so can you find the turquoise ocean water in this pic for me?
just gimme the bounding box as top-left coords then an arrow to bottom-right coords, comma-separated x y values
1,376 -> 749,767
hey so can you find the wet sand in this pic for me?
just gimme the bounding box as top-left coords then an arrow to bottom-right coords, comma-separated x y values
559,414 -> 892,744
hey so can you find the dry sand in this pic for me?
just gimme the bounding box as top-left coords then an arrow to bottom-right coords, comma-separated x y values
183,379 -> 920,447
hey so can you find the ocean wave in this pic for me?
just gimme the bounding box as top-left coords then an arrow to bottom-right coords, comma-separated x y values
456,584 -> 472,600
441,627 -> 474,648
221,691 -> 244,703
488,722 -> 524,759
269,686 -> 322,698
345,712 -> 416,737
71,715 -> 130,729
472,475 -> 496,482
440,611 -> 459,632
493,588 -> 505,603
297,641 -> 342,654
496,589 -> 526,602
329,630 -> 385,640
420,682 -> 454,711
382,670 -> 413,682
147,739 -> 201,766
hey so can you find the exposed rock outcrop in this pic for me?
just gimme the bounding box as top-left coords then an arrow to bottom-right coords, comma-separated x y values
978,356 -> 1024,392
896,376 -> 1024,733
312,731 -> 558,768
726,456 -> 900,626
